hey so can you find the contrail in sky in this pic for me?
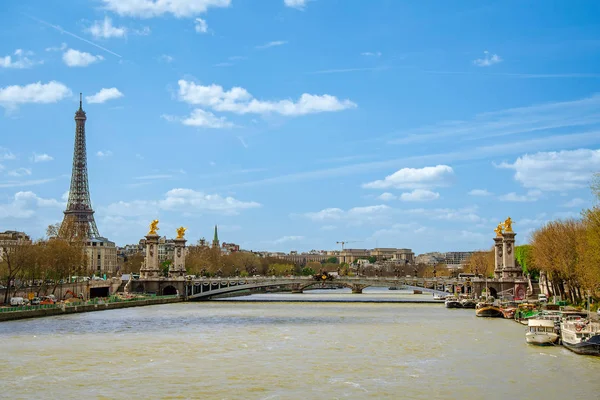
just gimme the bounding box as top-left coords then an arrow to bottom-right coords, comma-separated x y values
23,13 -> 122,58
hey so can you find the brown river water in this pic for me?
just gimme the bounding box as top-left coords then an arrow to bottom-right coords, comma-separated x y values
1,289 -> 598,399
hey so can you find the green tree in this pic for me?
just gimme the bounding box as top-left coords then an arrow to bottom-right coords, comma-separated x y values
515,245 -> 537,279
300,266 -> 316,276
161,260 -> 172,277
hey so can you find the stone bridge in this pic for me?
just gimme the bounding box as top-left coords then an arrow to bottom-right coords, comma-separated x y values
130,275 -> 530,301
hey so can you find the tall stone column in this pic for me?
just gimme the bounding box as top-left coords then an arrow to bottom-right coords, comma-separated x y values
493,237 -> 503,279
169,237 -> 187,278
140,234 -> 161,278
501,231 -> 519,279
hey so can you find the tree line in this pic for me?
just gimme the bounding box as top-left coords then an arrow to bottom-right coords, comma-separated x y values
0,222 -> 87,304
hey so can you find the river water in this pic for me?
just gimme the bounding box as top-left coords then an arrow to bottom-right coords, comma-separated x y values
1,289 -> 598,399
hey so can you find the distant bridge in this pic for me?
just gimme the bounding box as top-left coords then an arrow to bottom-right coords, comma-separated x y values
130,275 -> 528,301
184,276 -> 452,300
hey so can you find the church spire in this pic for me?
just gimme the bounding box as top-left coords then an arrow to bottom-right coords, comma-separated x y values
212,225 -> 219,248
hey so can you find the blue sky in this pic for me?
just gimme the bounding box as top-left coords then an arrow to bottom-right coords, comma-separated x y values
1,0 -> 600,254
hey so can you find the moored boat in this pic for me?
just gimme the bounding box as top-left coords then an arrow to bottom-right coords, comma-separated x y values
560,318 -> 600,356
433,293 -> 448,301
500,302 -> 519,319
526,318 -> 559,346
460,298 -> 477,309
514,303 -> 539,324
445,296 -> 462,308
475,301 -> 503,318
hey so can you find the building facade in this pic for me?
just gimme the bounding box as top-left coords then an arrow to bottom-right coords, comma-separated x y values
85,237 -> 118,276
0,231 -> 31,261
414,252 -> 446,265
444,251 -> 474,270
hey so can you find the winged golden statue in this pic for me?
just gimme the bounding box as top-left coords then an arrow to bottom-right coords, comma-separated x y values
504,217 -> 513,233
176,226 -> 187,239
148,219 -> 159,235
494,223 -> 504,237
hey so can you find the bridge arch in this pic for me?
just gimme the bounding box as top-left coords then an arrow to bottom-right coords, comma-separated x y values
162,285 -> 178,296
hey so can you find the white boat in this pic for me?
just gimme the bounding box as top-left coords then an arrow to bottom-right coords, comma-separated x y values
526,318 -> 559,346
433,293 -> 447,301
445,296 -> 462,308
560,317 -> 600,356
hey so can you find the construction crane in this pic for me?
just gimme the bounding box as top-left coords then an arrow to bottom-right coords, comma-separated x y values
336,241 -> 361,250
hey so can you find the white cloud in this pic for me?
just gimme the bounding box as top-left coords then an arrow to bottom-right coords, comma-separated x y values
103,188 -> 260,217
133,26 -> 152,35
377,192 -> 396,201
182,109 -> 233,128
159,54 -> 174,63
0,191 -> 65,219
0,81 -> 71,108
362,165 -> 454,189
177,80 -> 356,116
272,235 -> 304,244
194,18 -> 208,33
86,17 -> 127,39
284,0 -> 308,10
86,88 -> 124,104
406,206 -> 484,223
361,51 -> 381,57
32,153 -> 53,163
562,198 -> 587,208
162,109 -> 234,129
0,148 -> 17,160
468,189 -> 492,196
0,178 -> 56,189
499,190 -> 542,202
0,49 -> 39,69
7,168 -> 32,177
63,49 -> 104,67
256,40 -> 288,49
96,150 -> 113,158
303,205 -> 392,226
303,207 -> 344,221
160,189 -> 261,215
45,43 -> 67,52
473,50 -> 502,67
498,148 -> 600,191
101,0 -> 231,18
399,189 -> 440,202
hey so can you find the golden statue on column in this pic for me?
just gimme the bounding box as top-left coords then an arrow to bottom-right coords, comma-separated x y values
504,217 -> 513,233
148,219 -> 159,235
176,226 -> 187,239
494,223 -> 504,237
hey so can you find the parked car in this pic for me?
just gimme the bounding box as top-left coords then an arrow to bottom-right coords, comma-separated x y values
10,297 -> 26,306
30,297 -> 41,306
538,294 -> 548,303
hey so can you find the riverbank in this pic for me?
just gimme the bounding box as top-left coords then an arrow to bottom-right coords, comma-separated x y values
216,298 -> 443,303
0,295 -> 182,322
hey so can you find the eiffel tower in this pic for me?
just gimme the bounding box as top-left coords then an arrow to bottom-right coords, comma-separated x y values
61,94 -> 100,238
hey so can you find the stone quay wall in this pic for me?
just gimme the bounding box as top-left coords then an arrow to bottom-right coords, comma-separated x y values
0,296 -> 182,322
